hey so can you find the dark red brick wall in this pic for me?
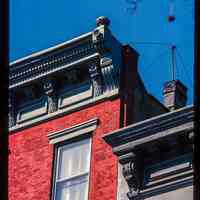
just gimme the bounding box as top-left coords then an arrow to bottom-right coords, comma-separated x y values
121,45 -> 140,126
9,98 -> 121,200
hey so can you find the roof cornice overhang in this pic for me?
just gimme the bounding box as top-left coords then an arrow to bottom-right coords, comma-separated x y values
103,105 -> 194,155
9,24 -> 120,90
10,31 -> 93,66
103,105 -> 194,199
9,32 -> 94,89
9,53 -> 100,89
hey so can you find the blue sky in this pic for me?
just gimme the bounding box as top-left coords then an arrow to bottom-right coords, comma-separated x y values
10,0 -> 194,105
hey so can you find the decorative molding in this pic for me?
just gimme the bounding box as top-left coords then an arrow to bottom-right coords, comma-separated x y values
10,32 -> 93,66
122,161 -> 140,199
47,118 -> 98,144
16,98 -> 48,124
9,91 -> 16,127
144,154 -> 193,185
58,81 -> 92,109
119,152 -> 143,200
9,24 -> 122,131
9,52 -> 98,89
101,63 -> 119,92
103,105 -> 194,149
113,121 -> 194,157
141,154 -> 193,198
92,28 -> 104,52
10,25 -> 114,89
141,177 -> 193,199
89,59 -> 103,97
43,78 -> 58,113
9,88 -> 119,133
103,105 -> 194,200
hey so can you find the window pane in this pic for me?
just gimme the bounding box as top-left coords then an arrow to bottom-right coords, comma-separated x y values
57,139 -> 91,179
56,175 -> 89,200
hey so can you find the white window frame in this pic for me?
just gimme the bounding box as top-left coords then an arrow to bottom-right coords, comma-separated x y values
47,118 -> 98,200
53,138 -> 92,200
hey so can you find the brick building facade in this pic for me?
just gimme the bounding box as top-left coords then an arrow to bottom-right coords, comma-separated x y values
9,17 -> 192,200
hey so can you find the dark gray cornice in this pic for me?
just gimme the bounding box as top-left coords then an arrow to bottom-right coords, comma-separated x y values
9,24 -> 119,89
104,105 -> 194,200
10,53 -> 99,89
103,105 -> 194,150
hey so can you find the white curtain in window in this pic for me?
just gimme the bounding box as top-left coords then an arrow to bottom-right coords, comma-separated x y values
55,138 -> 91,200
58,139 -> 90,180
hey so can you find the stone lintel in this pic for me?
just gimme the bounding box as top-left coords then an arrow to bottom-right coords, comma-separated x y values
47,118 -> 99,144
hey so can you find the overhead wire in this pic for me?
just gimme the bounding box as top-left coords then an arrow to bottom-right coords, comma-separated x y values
131,42 -> 173,47
176,47 -> 194,87
130,42 -> 193,87
140,48 -> 170,73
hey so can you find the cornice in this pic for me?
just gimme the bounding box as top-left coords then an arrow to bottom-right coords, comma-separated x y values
10,31 -> 93,66
103,105 -> 194,200
8,20 -> 124,131
9,52 -> 98,89
9,24 -> 118,89
103,105 -> 194,148
9,44 -> 96,89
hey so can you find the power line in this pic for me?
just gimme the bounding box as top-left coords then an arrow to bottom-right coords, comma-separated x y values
132,42 -> 173,47
140,48 -> 169,73
176,47 -> 193,87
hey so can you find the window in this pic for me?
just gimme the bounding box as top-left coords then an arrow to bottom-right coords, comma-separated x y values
57,67 -> 89,91
48,118 -> 98,200
53,138 -> 91,200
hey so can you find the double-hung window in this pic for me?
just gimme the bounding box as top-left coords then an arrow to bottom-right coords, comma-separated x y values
53,138 -> 91,200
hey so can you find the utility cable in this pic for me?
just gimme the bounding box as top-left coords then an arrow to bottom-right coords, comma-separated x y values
132,42 -> 173,47
176,47 -> 194,87
140,48 -> 169,73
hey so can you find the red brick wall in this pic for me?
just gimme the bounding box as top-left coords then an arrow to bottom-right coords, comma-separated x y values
9,98 -> 121,200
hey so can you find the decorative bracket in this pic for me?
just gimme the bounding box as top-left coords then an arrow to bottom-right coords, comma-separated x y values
43,78 -> 58,113
92,28 -> 104,52
119,152 -> 143,200
9,91 -> 16,127
89,61 -> 104,97
188,131 -> 194,167
92,18 -> 112,53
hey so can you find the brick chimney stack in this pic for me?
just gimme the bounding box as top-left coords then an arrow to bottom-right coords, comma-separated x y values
163,80 -> 187,111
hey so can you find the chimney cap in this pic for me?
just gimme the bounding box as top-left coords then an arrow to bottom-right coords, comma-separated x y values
163,80 -> 187,94
163,79 -> 188,111
96,16 -> 110,27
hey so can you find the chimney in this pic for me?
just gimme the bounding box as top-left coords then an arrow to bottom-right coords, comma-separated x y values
163,80 -> 187,111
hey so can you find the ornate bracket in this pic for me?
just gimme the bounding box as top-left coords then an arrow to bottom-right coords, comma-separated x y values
43,79 -> 57,113
123,161 -> 140,199
89,62 -> 103,97
92,28 -> 104,52
188,132 -> 194,167
92,18 -> 111,53
9,91 -> 16,128
120,152 -> 143,200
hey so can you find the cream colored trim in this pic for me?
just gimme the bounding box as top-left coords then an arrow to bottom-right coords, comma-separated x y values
47,118 -> 98,144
